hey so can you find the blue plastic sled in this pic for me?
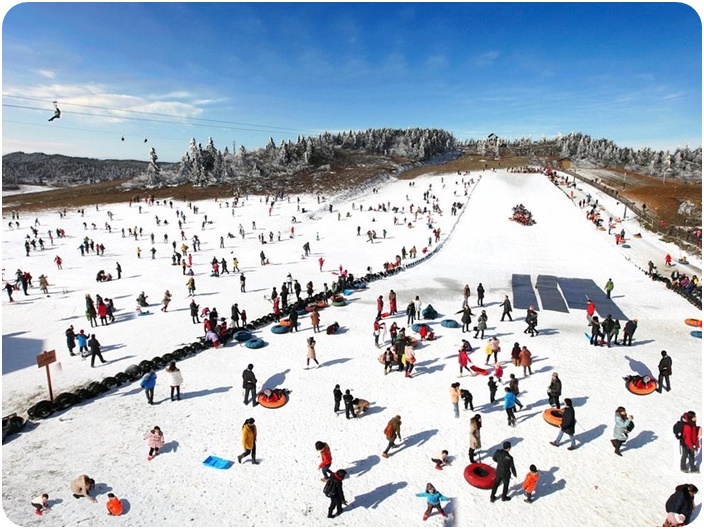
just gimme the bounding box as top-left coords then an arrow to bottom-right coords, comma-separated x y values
203,455 -> 234,469
691,330 -> 702,339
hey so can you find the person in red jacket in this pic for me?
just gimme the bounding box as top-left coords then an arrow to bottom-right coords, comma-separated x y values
316,441 -> 333,481
376,295 -> 384,319
97,301 -> 109,326
681,413 -> 700,473
586,299 -> 596,322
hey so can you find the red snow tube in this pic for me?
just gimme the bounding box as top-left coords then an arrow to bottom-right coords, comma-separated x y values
257,390 -> 289,409
626,377 -> 657,395
543,408 -> 563,427
685,318 -> 702,328
464,463 -> 496,489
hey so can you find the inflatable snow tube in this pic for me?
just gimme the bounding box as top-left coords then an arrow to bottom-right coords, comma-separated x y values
278,318 -> 292,327
469,365 -> 489,376
234,330 -> 253,342
161,353 -> 175,364
412,323 -> 429,333
2,415 -> 26,442
125,364 -> 144,380
404,337 -> 419,348
421,305 -> 438,320
332,295 -> 346,307
691,330 -> 702,339
626,377 -> 658,395
352,281 -> 367,289
685,318 -> 702,327
296,308 -> 308,316
543,408 -> 563,427
441,319 -> 460,328
464,463 -> 496,489
191,341 -> 206,352
245,338 -> 265,349
271,324 -> 290,334
257,390 -> 289,409
53,392 -> 81,411
27,400 -> 54,420
246,323 -> 256,331
306,301 -> 327,312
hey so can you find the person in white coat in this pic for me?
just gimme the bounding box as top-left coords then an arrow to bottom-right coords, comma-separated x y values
165,361 -> 183,401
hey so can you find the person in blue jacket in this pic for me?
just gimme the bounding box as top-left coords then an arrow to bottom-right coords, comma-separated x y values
140,370 -> 157,405
416,482 -> 448,521
503,387 -> 517,427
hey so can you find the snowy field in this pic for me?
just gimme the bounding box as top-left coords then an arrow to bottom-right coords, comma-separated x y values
2,168 -> 702,527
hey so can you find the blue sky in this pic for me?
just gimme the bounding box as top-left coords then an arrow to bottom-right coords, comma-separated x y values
2,2 -> 702,162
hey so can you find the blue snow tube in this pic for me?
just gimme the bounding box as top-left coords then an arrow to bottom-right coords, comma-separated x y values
343,289 -> 353,296
441,319 -> 460,329
271,325 -> 290,334
245,338 -> 265,349
412,323 -> 429,333
234,330 -> 252,342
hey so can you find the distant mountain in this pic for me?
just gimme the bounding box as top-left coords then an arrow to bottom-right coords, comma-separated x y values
1,152 -> 178,189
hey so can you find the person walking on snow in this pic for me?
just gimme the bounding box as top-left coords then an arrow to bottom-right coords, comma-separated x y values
460,305 -> 474,333
88,334 -> 106,367
550,398 -> 577,450
140,370 -> 157,404
474,310 -> 488,339
237,418 -> 258,464
548,372 -> 562,409
414,296 -> 422,320
306,336 -> 320,368
416,483 -> 449,521
519,346 -> 533,376
586,299 -> 596,323
500,295 -> 513,321
610,406 -> 634,456
165,361 -> 183,401
604,278 -> 614,298
406,301 -> 416,325
315,441 -> 333,481
144,425 -> 164,461
503,387 -> 517,427
450,383 -> 461,418
490,441 -> 517,502
522,465 -> 540,503
458,347 -> 471,376
325,469 -> 348,519
477,282 -> 485,306
382,415 -> 402,458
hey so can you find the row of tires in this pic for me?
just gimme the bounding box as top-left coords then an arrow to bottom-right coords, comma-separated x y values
26,341 -> 212,420
20,263 -> 415,426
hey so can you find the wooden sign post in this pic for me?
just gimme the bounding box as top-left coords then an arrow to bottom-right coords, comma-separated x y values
36,349 -> 57,402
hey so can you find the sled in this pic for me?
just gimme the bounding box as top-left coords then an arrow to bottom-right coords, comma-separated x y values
464,463 -> 495,489
584,332 -> 604,346
469,365 -> 489,376
203,455 -> 234,469
684,318 -> 702,328
691,330 -> 702,339
380,312 -> 390,318
257,389 -> 290,409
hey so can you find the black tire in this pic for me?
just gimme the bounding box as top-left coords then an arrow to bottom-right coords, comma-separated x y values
125,364 -> 143,380
246,324 -> 255,330
115,372 -> 131,385
74,388 -> 93,401
88,381 -> 109,396
27,400 -> 54,420
191,341 -> 205,352
161,353 -> 175,364
53,392 -> 80,410
102,376 -> 119,388
139,360 -> 155,372
151,356 -> 166,369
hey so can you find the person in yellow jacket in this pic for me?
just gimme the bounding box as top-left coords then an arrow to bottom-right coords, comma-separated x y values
450,383 -> 461,418
238,418 -> 258,464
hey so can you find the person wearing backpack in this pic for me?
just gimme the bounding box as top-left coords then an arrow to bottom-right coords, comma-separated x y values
610,406 -> 634,456
664,484 -> 698,526
382,415 -> 402,458
324,469 -> 347,519
657,350 -> 673,393
680,412 -> 700,473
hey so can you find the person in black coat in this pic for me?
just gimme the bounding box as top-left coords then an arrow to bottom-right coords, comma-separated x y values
490,441 -> 517,502
289,307 -> 299,332
333,384 -> 342,413
548,372 -> 562,409
589,316 -> 602,346
66,325 -> 76,355
326,469 -> 348,518
242,364 -> 257,406
343,390 -> 356,419
477,283 -> 485,306
623,318 -> 638,346
88,334 -> 106,367
550,398 -> 577,449
190,300 -> 200,324
665,484 -> 698,526
657,350 -> 672,392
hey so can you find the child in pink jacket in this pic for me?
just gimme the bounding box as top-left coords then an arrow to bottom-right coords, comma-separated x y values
145,426 -> 164,461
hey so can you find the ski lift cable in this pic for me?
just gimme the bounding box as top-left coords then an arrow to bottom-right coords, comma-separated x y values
2,95 -> 321,134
